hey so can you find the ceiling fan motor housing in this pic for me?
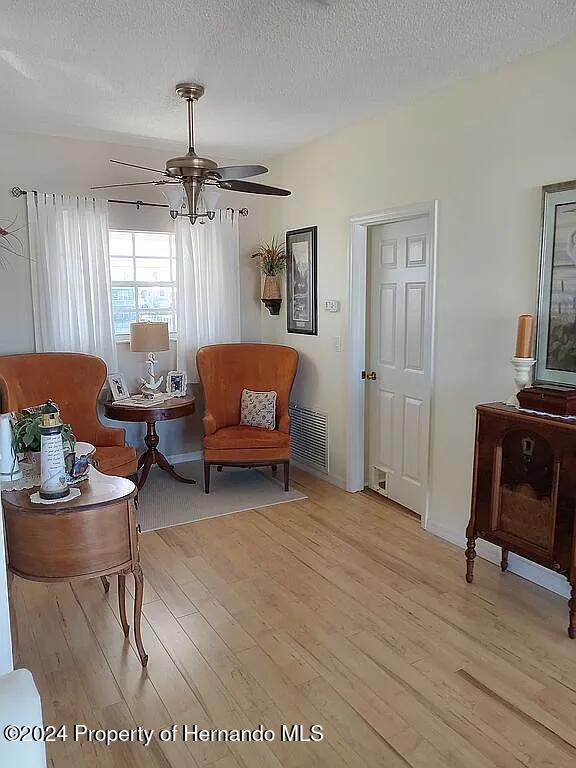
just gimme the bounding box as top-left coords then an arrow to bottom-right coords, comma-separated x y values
165,152 -> 218,179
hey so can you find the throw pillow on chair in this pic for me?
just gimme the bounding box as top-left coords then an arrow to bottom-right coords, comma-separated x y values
240,389 -> 277,430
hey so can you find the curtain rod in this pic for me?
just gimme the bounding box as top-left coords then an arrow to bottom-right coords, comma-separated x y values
9,187 -> 248,216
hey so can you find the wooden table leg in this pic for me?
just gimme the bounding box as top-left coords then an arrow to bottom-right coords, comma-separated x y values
136,420 -> 195,489
465,534 -> 477,583
118,573 -> 129,637
569,585 -> 576,639
155,449 -> 195,484
501,549 -> 509,573
133,564 -> 148,666
7,571 -> 18,656
137,451 -> 155,490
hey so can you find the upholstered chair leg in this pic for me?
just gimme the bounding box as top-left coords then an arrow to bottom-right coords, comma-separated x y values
101,575 -> 110,593
271,464 -> 277,474
283,461 -> 290,492
204,462 -> 211,494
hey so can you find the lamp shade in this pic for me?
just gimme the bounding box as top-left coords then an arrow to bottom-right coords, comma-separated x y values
202,185 -> 221,211
161,183 -> 185,214
130,321 -> 169,352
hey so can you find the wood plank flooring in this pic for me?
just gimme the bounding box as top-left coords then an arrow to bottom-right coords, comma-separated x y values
11,467 -> 576,768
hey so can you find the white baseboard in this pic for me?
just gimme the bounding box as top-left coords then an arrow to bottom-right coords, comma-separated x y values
425,520 -> 570,598
291,459 -> 346,490
167,450 -> 203,465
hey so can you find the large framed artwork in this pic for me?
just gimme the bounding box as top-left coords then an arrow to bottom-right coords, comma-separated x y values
286,226 -> 317,335
536,181 -> 576,386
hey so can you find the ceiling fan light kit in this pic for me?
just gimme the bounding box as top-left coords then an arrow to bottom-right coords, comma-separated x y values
91,83 -> 291,224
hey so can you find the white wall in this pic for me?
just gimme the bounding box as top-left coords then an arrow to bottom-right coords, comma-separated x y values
0,129 -> 263,455
255,38 -> 576,551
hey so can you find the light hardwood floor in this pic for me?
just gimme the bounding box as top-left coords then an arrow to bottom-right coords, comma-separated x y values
11,467 -> 576,768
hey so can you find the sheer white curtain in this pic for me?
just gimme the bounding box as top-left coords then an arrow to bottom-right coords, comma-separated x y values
27,193 -> 117,370
175,209 -> 241,381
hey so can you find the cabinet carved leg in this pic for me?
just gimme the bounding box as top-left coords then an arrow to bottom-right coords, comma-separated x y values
501,549 -> 509,573
101,575 -> 110,593
569,585 -> 576,640
465,535 -> 477,583
118,574 -> 129,637
133,564 -> 148,666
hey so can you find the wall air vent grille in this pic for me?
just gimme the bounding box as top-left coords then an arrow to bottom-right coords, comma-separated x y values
289,403 -> 329,474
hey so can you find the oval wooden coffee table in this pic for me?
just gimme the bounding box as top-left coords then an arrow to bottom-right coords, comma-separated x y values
2,467 -> 148,666
105,394 -> 196,490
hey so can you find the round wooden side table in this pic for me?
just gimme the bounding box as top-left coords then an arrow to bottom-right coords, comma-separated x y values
104,394 -> 196,490
2,467 -> 148,666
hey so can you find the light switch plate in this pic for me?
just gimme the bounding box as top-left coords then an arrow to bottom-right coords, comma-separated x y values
324,299 -> 340,312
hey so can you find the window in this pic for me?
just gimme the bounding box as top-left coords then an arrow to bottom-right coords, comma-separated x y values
109,230 -> 177,336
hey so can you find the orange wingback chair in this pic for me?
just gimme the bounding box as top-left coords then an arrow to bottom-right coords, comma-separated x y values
0,353 -> 137,478
196,343 -> 298,493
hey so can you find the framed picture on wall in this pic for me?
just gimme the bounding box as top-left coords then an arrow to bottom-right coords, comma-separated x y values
536,180 -> 576,386
286,226 -> 318,335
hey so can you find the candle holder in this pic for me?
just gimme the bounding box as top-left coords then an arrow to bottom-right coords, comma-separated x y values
506,357 -> 536,408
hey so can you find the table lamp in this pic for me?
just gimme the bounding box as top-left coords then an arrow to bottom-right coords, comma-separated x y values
130,321 -> 170,398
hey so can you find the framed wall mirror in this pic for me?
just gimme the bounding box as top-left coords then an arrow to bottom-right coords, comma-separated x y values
536,180 -> 576,386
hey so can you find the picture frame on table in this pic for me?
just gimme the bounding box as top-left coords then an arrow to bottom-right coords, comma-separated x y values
536,181 -> 576,386
107,373 -> 130,401
286,226 -> 318,335
166,370 -> 188,397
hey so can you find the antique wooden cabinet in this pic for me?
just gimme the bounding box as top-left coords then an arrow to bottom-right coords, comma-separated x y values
466,402 -> 576,638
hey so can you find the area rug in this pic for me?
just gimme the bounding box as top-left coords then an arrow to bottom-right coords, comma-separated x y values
136,460 -> 306,532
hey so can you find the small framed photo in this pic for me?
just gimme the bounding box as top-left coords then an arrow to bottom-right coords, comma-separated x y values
107,373 -> 130,401
167,370 -> 188,397
286,226 -> 318,335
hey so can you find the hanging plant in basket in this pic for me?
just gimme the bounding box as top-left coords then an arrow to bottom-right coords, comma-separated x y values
251,235 -> 286,315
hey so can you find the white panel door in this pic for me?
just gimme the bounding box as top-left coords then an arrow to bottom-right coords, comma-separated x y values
366,216 -> 432,515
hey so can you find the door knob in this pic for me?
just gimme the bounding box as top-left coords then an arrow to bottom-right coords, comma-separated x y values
361,371 -> 377,381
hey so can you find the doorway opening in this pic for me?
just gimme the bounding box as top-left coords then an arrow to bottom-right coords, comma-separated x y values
346,201 -> 437,527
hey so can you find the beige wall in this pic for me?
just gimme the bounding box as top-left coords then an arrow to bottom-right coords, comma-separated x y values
255,38 -> 576,547
0,130 -> 262,454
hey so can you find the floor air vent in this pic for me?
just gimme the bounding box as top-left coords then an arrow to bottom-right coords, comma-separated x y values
289,403 -> 329,474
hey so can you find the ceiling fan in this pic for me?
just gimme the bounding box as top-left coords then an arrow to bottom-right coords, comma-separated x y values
91,83 -> 291,223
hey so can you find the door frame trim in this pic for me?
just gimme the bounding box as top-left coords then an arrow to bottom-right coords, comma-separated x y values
345,200 -> 438,529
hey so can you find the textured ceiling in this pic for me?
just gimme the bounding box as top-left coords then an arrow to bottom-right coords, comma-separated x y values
2,0 -> 576,161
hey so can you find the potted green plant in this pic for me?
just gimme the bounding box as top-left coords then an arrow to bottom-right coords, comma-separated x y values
11,407 -> 75,470
251,235 -> 286,315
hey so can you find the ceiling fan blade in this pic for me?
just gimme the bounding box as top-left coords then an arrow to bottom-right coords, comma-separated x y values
90,181 -> 162,190
110,159 -> 169,175
218,179 -> 291,196
212,164 -> 268,180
